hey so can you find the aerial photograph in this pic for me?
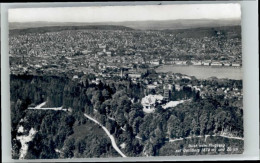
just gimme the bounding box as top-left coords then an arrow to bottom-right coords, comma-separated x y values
9,3 -> 243,159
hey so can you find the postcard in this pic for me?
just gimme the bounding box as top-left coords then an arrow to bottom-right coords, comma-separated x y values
8,3 -> 243,159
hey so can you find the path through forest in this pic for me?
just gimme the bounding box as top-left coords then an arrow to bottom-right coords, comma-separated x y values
27,102 -> 127,157
83,113 -> 127,157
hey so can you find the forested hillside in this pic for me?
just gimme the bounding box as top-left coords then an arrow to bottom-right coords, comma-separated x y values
11,74 -> 243,158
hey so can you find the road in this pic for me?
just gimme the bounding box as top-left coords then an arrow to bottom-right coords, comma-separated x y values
28,102 -> 68,111
83,114 -> 127,157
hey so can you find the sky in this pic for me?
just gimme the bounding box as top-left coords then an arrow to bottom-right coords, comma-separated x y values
8,4 -> 241,23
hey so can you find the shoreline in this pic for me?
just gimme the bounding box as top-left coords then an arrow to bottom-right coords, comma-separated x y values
156,65 -> 243,80
156,64 -> 242,69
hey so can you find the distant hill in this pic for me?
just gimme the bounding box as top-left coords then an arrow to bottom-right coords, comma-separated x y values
10,18 -> 240,31
115,19 -> 241,30
9,25 -> 134,35
163,25 -> 241,39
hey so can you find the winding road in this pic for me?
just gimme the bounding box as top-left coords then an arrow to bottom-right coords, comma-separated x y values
27,102 -> 127,157
83,114 -> 127,157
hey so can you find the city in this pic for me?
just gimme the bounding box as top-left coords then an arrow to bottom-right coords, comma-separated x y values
9,27 -> 242,77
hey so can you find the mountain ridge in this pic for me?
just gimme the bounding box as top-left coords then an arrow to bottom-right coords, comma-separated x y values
9,18 -> 240,30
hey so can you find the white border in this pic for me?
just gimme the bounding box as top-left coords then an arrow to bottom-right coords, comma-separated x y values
1,1 -> 259,162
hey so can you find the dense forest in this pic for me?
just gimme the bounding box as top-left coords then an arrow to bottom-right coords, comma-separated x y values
11,73 -> 243,158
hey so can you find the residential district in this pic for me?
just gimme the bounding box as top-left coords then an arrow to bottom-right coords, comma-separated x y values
9,28 -> 243,112
10,29 -> 242,75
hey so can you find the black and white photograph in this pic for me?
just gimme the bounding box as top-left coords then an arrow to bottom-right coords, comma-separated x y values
8,3 -> 244,159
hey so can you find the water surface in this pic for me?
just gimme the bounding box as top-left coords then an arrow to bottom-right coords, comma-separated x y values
156,65 -> 243,80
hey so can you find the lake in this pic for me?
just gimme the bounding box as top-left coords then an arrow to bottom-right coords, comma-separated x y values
156,65 -> 243,80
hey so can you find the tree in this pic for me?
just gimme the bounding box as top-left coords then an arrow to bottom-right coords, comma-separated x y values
11,139 -> 21,159
193,91 -> 201,102
155,105 -> 164,114
84,103 -> 93,115
132,117 -> 142,135
65,115 -> 75,127
63,138 -> 75,158
191,118 -> 200,136
118,95 -> 132,113
167,115 -> 182,138
199,111 -> 209,135
102,89 -> 111,100
76,139 -> 86,155
91,90 -> 103,104
153,126 -> 165,148
39,139 -> 58,159
94,101 -> 102,114
143,142 -> 155,156
128,110 -> 137,126
115,111 -> 126,127
132,139 -> 143,155
106,120 -> 115,134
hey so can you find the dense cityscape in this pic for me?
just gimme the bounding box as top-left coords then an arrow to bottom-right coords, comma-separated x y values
9,26 -> 242,76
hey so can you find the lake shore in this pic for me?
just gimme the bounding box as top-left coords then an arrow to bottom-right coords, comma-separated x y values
156,65 -> 243,80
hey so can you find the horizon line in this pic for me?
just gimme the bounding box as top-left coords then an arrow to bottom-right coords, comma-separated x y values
9,17 -> 241,24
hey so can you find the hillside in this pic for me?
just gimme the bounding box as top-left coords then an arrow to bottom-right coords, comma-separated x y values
9,25 -> 134,35
118,19 -> 240,30
162,25 -> 241,39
